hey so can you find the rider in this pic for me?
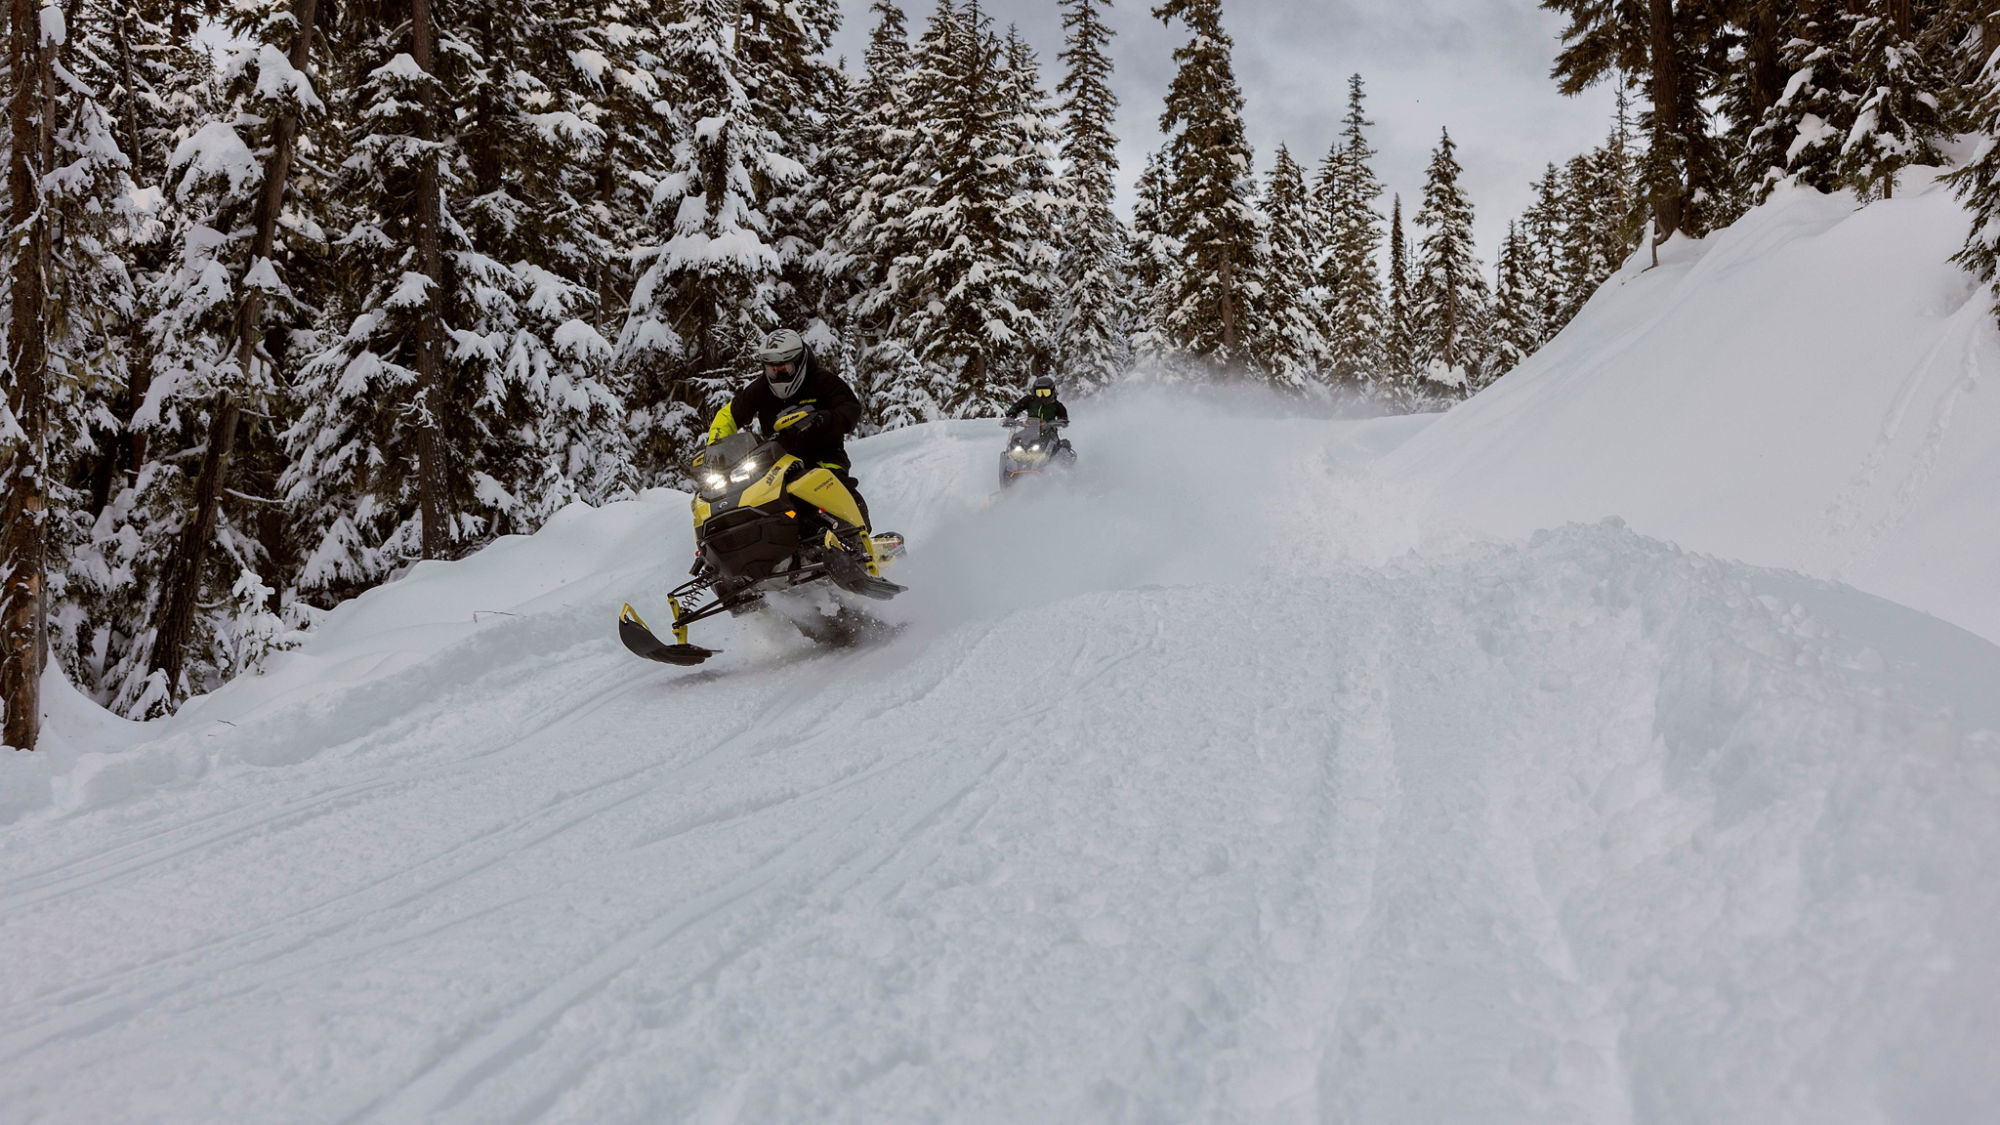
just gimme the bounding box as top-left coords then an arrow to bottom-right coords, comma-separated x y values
1005,374 -> 1069,425
1004,375 -> 1074,462
706,328 -> 872,530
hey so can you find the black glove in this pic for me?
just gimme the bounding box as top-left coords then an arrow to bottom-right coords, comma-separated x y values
779,411 -> 825,448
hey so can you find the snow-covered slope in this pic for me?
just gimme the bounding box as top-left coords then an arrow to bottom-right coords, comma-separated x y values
3,184 -> 2000,1123
1390,171 -> 2000,643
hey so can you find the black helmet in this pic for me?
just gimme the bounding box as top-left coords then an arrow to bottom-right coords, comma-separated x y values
1032,375 -> 1057,399
755,329 -> 810,398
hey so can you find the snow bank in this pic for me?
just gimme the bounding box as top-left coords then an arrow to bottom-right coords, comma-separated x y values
1389,171 -> 2000,643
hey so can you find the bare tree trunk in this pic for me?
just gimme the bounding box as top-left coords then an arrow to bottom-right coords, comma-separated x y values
1648,0 -> 1685,242
3,0 -> 49,749
1218,255 -> 1236,358
411,0 -> 452,559
149,0 -> 320,699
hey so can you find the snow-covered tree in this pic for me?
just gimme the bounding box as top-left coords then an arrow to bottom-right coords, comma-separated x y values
1382,193 -> 1416,405
1052,0 -> 1131,394
1521,163 -> 1565,347
1484,222 -> 1537,387
1316,74 -> 1386,396
1950,21 -> 2000,327
996,26 -> 1063,385
619,0 -> 801,475
1151,0 -> 1261,374
1252,145 -> 1326,389
1410,128 -> 1488,402
1752,2 -> 1862,200
1127,149 -> 1180,369
891,0 -> 1040,414
1841,8 -> 1947,201
284,0 -> 487,600
828,0 -> 924,427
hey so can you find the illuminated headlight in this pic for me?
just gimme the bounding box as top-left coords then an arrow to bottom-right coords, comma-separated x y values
729,460 -> 761,482
1030,443 -> 1042,451
702,473 -> 728,492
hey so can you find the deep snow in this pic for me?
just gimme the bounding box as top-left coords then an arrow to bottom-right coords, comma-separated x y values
3,179 -> 2000,1123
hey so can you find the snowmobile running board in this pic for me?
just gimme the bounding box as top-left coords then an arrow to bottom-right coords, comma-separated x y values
618,604 -> 718,666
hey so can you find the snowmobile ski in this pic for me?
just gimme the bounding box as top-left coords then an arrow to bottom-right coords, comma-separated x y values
619,603 -> 718,666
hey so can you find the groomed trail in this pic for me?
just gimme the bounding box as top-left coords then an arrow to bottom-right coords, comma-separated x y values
5,176 -> 2000,1123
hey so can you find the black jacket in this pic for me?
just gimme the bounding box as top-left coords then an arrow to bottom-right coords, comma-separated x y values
1006,394 -> 1069,423
715,357 -> 864,469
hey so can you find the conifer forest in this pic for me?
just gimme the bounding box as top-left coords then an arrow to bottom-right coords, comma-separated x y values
1,0 -> 1996,745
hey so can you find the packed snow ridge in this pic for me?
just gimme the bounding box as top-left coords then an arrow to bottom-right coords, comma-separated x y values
2,179 -> 1998,1122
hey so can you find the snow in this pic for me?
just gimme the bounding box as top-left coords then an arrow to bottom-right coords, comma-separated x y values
166,122 -> 261,197
1387,172 -> 2000,644
252,43 -> 324,112
5,182 -> 2000,1122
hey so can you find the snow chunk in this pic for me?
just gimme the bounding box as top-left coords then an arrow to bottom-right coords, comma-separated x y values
254,43 -> 324,111
167,122 -> 260,196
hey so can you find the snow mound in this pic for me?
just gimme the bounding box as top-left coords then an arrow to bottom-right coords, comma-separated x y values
1389,171 -> 2000,642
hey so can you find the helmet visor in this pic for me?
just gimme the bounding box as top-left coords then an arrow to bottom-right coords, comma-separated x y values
766,361 -> 805,398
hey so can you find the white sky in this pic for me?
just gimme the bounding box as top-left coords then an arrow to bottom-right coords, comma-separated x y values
832,0 -> 1622,268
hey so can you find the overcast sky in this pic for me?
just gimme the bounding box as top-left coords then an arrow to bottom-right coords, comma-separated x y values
831,0 -> 1621,266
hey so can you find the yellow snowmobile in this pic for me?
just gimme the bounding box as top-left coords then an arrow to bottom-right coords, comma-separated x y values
619,408 -> 905,666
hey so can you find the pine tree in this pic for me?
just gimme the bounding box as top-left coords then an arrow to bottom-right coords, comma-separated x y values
1522,163 -> 1566,346
1949,24 -> 2000,328
1542,0 -> 1726,243
1557,152 -> 1609,327
1382,193 -> 1417,406
1152,0 -> 1260,373
618,0 -> 805,475
996,26 -> 1063,387
1317,74 -> 1386,395
1410,128 -> 1488,401
1053,0 -> 1130,394
1127,149 -> 1180,368
1485,222 -> 1537,387
1753,1 -> 1862,199
1252,145 -> 1326,389
5,0 -> 147,743
283,0 -> 486,600
741,0 -> 844,337
829,0 -> 924,426
109,0 -> 327,713
892,0 -> 1037,414
1841,6 -> 1946,201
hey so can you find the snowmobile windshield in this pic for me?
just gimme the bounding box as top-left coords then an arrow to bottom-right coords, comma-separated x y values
697,433 -> 759,475
692,432 -> 776,497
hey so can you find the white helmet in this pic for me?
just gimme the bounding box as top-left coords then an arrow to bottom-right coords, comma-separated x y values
755,329 -> 809,398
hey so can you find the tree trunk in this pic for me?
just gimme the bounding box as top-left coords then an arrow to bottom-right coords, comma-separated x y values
411,0 -> 452,559
1218,254 -> 1236,358
1647,0 -> 1684,242
1748,3 -> 1782,118
3,0 -> 49,749
148,0 -> 320,699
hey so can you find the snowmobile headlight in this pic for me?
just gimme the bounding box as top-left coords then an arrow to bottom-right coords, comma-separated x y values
701,472 -> 728,492
1030,443 -> 1042,451
729,460 -> 761,482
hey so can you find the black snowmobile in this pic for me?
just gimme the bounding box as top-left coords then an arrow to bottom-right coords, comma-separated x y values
619,410 -> 906,666
996,417 -> 1076,491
